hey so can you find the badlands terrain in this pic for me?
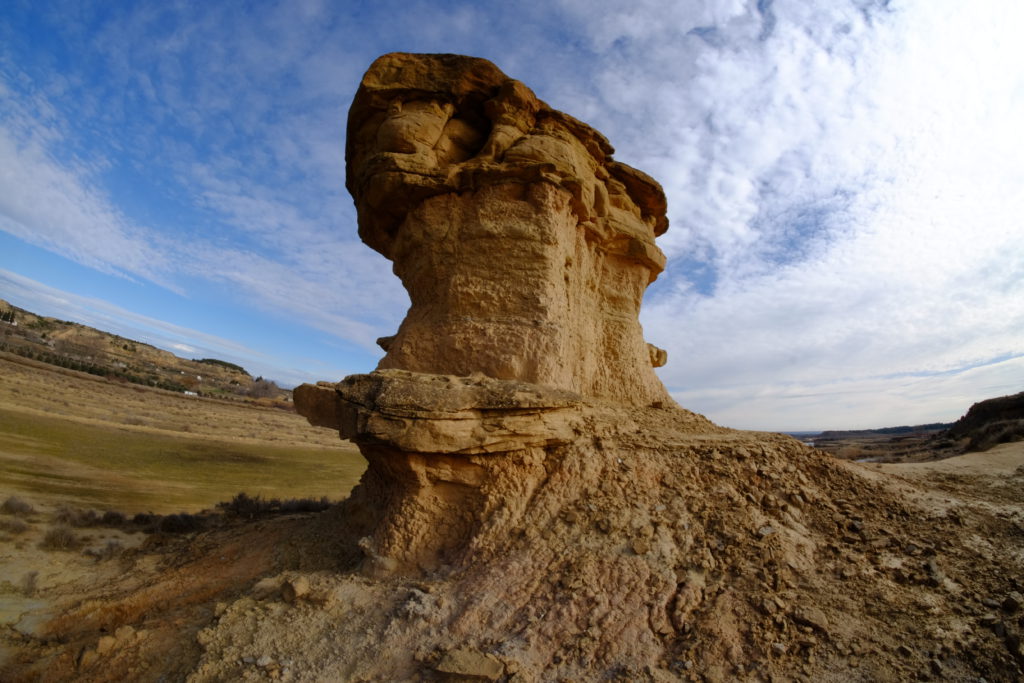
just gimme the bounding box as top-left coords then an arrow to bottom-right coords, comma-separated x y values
1,52 -> 1023,681
0,359 -> 1021,681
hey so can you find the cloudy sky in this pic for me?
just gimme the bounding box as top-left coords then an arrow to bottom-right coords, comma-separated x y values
2,0 -> 1022,431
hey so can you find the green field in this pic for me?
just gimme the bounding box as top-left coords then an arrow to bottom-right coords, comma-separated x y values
0,407 -> 366,514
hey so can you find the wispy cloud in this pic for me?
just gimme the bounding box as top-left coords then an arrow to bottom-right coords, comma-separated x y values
545,0 -> 1024,428
1,1 -> 1022,429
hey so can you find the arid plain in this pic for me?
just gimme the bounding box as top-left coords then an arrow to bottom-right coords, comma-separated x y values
0,352 -> 364,513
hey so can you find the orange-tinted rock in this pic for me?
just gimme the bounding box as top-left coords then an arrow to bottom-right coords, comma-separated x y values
344,52 -> 670,406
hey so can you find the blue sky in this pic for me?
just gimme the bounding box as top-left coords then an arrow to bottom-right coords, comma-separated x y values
2,0 -> 1022,430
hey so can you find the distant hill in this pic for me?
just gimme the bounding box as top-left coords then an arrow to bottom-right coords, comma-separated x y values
0,298 -> 289,402
814,423 -> 952,441
944,391 -> 1024,452
810,390 -> 1024,463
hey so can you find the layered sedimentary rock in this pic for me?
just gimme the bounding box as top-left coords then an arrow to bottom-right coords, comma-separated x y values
295,52 -> 688,575
344,52 -> 670,406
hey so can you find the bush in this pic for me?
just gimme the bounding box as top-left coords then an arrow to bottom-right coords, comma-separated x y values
217,492 -> 331,518
100,510 -> 127,526
54,505 -> 98,527
1,496 -> 34,516
0,517 -> 29,534
20,571 -> 38,596
85,539 -> 123,561
966,419 -> 1024,452
158,513 -> 206,534
39,525 -> 80,551
132,512 -> 157,527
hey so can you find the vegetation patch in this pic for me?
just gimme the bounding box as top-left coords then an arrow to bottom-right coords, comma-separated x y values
1,495 -> 34,516
39,525 -> 80,551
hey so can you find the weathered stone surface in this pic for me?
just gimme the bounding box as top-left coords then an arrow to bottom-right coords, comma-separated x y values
296,369 -> 582,454
344,52 -> 671,406
292,53 -> 691,575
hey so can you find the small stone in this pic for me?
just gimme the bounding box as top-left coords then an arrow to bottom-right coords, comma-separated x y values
631,538 -> 651,555
792,606 -> 830,634
981,598 -> 1001,609
114,625 -> 135,642
772,642 -> 787,655
282,576 -> 310,604
79,648 -> 100,669
96,635 -> 117,655
897,644 -> 913,657
436,648 -> 505,680
930,658 -> 943,675
257,655 -> 275,668
757,526 -> 776,539
1002,591 -> 1022,612
214,601 -> 229,617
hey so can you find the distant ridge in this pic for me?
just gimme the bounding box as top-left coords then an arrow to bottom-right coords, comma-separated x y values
815,422 -> 953,440
945,390 -> 1024,452
0,298 -> 288,402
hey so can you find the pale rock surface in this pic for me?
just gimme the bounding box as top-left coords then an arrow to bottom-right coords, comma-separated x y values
345,52 -> 671,406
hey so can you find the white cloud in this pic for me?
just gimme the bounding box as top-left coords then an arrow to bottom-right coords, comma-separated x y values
548,0 -> 1024,427
2,1 -> 1022,428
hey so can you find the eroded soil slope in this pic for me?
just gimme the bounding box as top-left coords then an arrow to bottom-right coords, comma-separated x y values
3,424 -> 1021,682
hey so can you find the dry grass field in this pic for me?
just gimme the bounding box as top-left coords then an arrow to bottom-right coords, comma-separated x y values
0,352 -> 365,514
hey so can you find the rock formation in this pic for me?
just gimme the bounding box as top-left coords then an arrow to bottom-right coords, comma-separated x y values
343,52 -> 670,406
263,55 -> 1024,681
295,52 -> 693,577
14,54 -> 1020,683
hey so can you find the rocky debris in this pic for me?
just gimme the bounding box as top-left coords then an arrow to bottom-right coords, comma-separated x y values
281,576 -> 310,604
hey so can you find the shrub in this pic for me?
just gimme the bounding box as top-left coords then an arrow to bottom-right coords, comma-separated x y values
54,505 -> 98,527
158,513 -> 206,534
966,419 -> 1024,452
217,492 -> 331,518
280,497 -> 331,514
39,525 -> 80,551
132,512 -> 156,527
86,539 -> 124,561
100,510 -> 127,526
1,496 -> 34,516
0,517 -> 29,534
20,571 -> 38,596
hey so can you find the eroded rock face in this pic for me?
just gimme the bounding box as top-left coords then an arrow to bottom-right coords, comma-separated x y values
346,52 -> 670,406
296,52 -> 690,576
